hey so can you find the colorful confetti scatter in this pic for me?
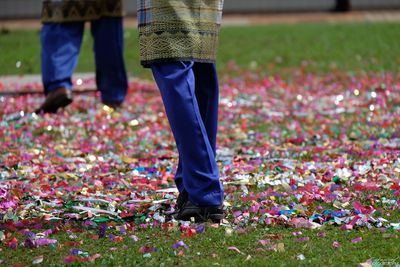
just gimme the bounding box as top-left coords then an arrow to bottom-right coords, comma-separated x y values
0,68 -> 399,257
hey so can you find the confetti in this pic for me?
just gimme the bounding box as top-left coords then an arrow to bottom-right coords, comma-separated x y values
63,256 -> 78,264
358,259 -> 373,267
317,232 -> 327,238
139,246 -> 157,254
0,68 -> 399,262
258,240 -> 270,246
297,254 -> 306,261
6,237 -> 18,250
332,241 -> 341,248
172,241 -> 188,249
130,235 -> 140,242
32,255 -> 43,265
351,237 -> 363,244
228,246 -> 243,254
196,224 -> 206,234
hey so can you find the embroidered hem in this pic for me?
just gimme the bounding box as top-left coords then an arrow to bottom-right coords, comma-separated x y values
42,0 -> 123,23
138,0 -> 223,66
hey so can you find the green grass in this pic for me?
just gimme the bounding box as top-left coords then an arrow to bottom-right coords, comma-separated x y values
219,22 -> 400,74
0,22 -> 400,77
2,200 -> 399,266
3,225 -> 399,266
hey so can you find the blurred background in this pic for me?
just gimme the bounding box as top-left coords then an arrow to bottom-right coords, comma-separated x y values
0,0 -> 399,79
0,0 -> 400,19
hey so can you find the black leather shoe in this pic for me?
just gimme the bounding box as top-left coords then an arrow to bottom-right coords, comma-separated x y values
175,191 -> 189,212
36,88 -> 73,114
174,200 -> 224,223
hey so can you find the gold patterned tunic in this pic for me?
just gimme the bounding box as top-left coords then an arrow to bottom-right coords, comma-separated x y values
138,0 -> 224,67
42,0 -> 124,23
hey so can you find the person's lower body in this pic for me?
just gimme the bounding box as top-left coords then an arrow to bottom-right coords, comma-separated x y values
38,17 -> 128,113
91,17 -> 128,106
151,61 -> 224,222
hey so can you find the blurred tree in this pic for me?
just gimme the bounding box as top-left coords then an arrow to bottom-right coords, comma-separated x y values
334,0 -> 351,12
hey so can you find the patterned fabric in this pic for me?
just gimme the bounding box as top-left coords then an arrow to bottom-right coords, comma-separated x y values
138,0 -> 224,67
42,0 -> 123,23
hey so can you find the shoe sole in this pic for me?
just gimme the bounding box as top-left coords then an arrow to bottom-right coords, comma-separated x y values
188,210 -> 224,224
206,213 -> 224,224
52,96 -> 73,112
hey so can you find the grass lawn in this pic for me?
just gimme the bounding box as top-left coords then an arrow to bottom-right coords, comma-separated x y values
0,22 -> 400,77
1,22 -> 400,266
3,223 -> 400,266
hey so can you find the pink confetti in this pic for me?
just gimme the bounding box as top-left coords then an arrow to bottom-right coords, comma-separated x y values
341,225 -> 353,231
130,235 -> 139,242
317,232 -> 327,238
36,238 -> 57,247
139,246 -> 157,254
228,246 -> 242,254
63,256 -> 78,264
258,240 -> 270,246
332,241 -> 341,248
351,237 -> 363,244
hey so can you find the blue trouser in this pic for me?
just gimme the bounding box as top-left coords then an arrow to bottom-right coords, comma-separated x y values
41,17 -> 128,103
151,61 -> 224,207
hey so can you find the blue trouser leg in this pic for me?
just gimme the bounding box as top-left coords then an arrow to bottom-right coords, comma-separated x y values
41,22 -> 84,94
174,63 -> 219,193
151,61 -> 223,207
193,63 -> 219,154
91,17 -> 128,103
175,151 -> 184,192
